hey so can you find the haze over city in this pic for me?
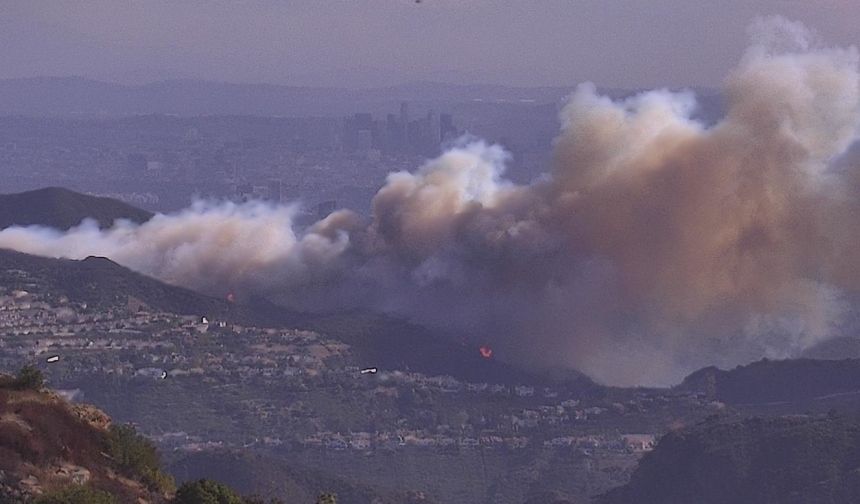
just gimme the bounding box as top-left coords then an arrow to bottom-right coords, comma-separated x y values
3,0 -> 859,88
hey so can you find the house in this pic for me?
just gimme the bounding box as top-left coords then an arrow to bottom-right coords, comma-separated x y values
505,437 -> 529,449
514,385 -> 535,397
349,437 -> 372,450
622,434 -> 656,453
544,436 -> 577,448
326,438 -> 348,450
134,367 -> 166,380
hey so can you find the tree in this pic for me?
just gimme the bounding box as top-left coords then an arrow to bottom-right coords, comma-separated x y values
14,364 -> 44,390
316,493 -> 337,504
107,424 -> 175,493
173,479 -> 244,504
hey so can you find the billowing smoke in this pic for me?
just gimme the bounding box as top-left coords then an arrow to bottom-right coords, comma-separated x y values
2,17 -> 860,385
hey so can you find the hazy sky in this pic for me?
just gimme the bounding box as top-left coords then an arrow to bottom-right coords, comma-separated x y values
1,0 -> 858,88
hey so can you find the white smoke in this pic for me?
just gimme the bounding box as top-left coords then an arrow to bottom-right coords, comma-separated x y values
0,200 -> 354,296
2,16 -> 859,386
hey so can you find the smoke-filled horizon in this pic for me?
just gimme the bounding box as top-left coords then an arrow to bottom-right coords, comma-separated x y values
2,17 -> 859,386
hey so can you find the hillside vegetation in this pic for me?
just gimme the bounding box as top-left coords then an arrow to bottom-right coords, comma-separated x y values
600,414 -> 860,504
0,368 -> 170,503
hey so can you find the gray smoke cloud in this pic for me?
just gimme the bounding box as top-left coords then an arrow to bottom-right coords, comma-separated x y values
2,16 -> 859,385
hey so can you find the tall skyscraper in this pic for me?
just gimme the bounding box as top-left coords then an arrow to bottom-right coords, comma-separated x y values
400,102 -> 409,149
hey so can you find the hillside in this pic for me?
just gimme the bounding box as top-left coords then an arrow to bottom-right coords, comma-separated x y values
678,358 -> 860,407
0,247 -> 585,389
167,451 -> 430,504
600,414 -> 860,504
0,248 -> 296,326
307,312 -> 594,388
0,187 -> 153,231
0,372 -> 168,503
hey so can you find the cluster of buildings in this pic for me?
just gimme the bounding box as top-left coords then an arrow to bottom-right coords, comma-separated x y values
0,109 -> 459,215
0,264 -> 723,478
342,103 -> 459,156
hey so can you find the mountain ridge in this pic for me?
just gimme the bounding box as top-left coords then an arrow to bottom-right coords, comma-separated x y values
0,187 -> 153,231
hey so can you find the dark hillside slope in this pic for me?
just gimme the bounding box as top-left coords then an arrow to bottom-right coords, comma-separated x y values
0,187 -> 153,230
679,358 -> 860,405
0,248 -> 586,388
600,415 -> 860,504
309,312 -> 595,389
0,248 -> 301,327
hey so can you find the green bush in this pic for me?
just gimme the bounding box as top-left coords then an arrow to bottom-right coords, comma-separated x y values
173,479 -> 244,504
33,485 -> 117,504
316,493 -> 337,504
241,496 -> 285,504
14,365 -> 44,391
106,424 -> 175,493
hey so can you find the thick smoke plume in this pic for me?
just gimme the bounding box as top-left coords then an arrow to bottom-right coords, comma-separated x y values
2,17 -> 860,385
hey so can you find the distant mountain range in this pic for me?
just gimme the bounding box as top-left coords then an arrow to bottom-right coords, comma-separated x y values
0,76 -> 572,117
0,76 -> 723,118
0,187 -> 153,230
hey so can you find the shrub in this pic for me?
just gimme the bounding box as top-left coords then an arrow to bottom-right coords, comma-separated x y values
106,424 -> 175,493
33,485 -> 117,504
173,479 -> 244,504
14,365 -> 44,391
316,493 -> 337,504
241,496 -> 285,504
